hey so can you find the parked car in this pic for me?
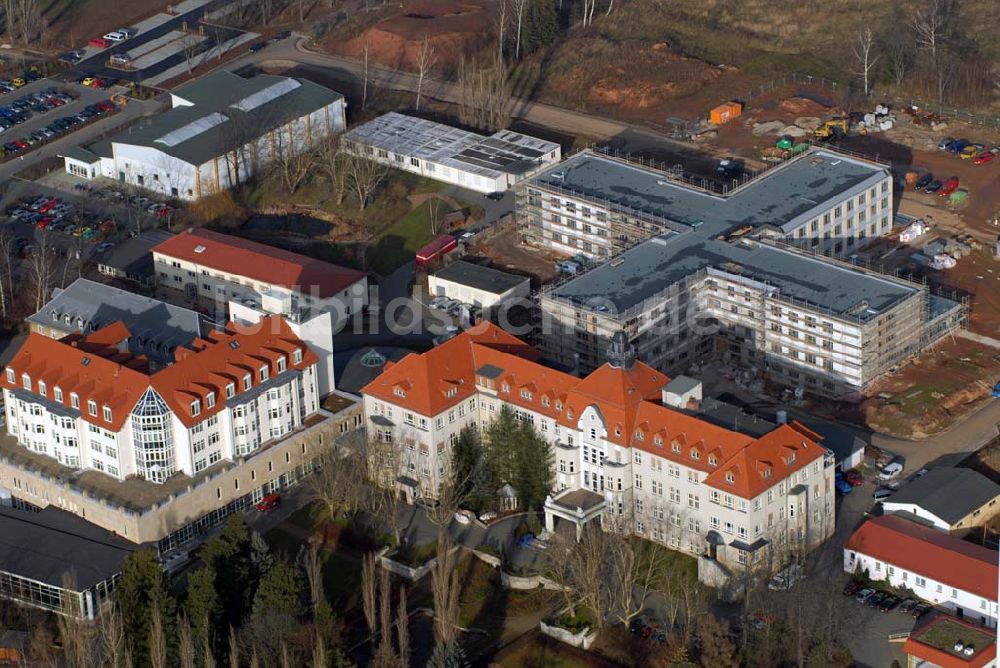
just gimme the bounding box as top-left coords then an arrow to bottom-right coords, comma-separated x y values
844,470 -> 864,486
842,580 -> 863,596
914,173 -> 934,190
866,592 -> 887,608
872,488 -> 893,502
88,37 -> 110,48
879,461 -> 903,480
974,150 -> 997,165
855,588 -> 875,604
960,144 -> 983,160
768,564 -> 803,591
924,180 -> 943,194
249,41 -> 268,53
911,603 -> 931,618
109,53 -> 131,66
948,139 -> 970,154
835,475 -> 853,495
103,31 -> 127,42
939,177 -> 960,197
255,492 -> 281,511
898,599 -> 916,614
879,595 -> 901,612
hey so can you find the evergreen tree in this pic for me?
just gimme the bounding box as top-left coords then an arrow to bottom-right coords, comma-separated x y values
522,0 -> 559,55
427,641 -> 470,668
200,514 -> 256,632
250,530 -> 275,577
184,566 -> 220,658
115,550 -> 177,667
252,562 -> 303,619
450,426 -> 492,512
483,406 -> 553,511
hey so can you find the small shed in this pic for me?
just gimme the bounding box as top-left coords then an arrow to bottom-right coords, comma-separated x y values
710,102 -> 743,125
416,235 -> 457,268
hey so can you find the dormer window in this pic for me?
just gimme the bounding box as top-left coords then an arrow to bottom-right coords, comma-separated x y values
567,409 -> 574,420
542,397 -> 550,407
226,383 -> 235,399
102,406 -> 112,422
70,393 -> 79,409
520,389 -> 532,400
446,388 -> 457,398
708,455 -> 717,466
4,369 -> 13,383
691,449 -> 700,460
653,436 -> 663,446
293,348 -> 303,364
243,374 -> 252,390
555,401 -> 562,411
191,400 -> 201,417
277,356 -> 287,373
259,366 -> 269,382
206,393 -> 216,409
501,383 -> 510,393
37,381 -> 46,397
672,442 -> 680,453
615,427 -> 621,437
54,387 -> 63,402
87,400 -> 97,417
634,430 -> 644,441
786,453 -> 796,465
725,472 -> 735,484
394,387 -> 406,398
21,374 -> 30,390
762,468 -> 772,479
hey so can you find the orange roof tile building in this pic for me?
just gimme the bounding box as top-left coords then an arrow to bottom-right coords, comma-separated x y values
362,324 -> 836,572
845,515 -> 999,628
2,315 -> 320,484
902,616 -> 997,668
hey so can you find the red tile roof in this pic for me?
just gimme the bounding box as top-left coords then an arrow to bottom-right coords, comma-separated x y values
362,323 -> 827,498
903,616 -> 996,668
2,316 -> 316,431
152,228 -> 366,299
846,515 -> 998,600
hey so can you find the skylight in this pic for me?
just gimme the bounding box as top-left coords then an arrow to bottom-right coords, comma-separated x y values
194,245 -> 206,253
155,112 -> 228,147
230,78 -> 301,112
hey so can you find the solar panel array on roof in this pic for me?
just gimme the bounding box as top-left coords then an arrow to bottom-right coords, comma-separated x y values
231,78 -> 302,112
155,112 -> 228,147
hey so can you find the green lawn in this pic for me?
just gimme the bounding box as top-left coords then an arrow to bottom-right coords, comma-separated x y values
366,200 -> 437,275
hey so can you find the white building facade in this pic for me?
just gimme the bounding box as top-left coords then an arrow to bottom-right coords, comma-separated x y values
362,324 -> 835,572
2,316 -> 319,483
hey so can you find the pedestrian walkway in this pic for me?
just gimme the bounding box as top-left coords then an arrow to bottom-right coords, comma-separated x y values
958,328 -> 1000,350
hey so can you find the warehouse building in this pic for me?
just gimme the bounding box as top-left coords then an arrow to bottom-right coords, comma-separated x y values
342,112 -> 561,194
61,70 -> 346,200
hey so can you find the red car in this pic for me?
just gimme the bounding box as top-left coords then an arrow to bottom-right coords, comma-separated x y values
844,470 -> 864,486
97,101 -> 114,112
36,218 -> 51,229
89,78 -> 105,88
88,37 -> 110,48
38,199 -> 60,214
99,220 -> 116,233
974,151 -> 996,166
255,493 -> 281,511
13,139 -> 28,150
939,177 -> 959,197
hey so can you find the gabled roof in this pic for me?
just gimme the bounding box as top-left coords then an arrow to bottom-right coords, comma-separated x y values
845,515 -> 998,600
3,316 -> 316,431
152,228 -> 366,299
882,468 -> 1000,525
362,324 -> 827,499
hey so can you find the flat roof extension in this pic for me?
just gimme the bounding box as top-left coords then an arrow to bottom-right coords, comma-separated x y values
434,260 -> 529,294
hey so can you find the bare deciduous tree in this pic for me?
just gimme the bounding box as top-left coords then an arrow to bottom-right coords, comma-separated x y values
414,34 -> 436,111
302,541 -> 325,618
430,533 -> 460,644
362,40 -> 371,110
228,626 -> 240,668
2,0 -> 40,46
456,51 -> 513,132
178,615 -> 196,668
852,27 -> 880,97
341,152 -> 389,210
911,0 -> 952,59
180,34 -> 201,75
0,225 -> 15,320
98,603 -> 132,668
512,0 -> 528,59
396,586 -> 410,668
362,552 -> 379,637
28,231 -> 55,311
149,607 -> 167,668
318,135 -> 349,205
272,131 -> 318,195
305,445 -> 364,520
885,31 -> 913,88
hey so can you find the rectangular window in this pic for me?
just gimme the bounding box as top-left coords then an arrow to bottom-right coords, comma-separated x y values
87,400 -> 97,416
102,406 -> 112,422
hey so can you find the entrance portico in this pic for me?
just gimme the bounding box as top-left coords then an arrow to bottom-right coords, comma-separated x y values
543,488 -> 607,540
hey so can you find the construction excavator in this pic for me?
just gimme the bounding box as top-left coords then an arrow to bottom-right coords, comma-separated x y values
815,118 -> 849,139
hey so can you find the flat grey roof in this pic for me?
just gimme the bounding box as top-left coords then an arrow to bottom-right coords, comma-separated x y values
532,149 -> 888,234
664,375 -> 701,396
27,278 -> 205,364
0,505 -> 135,589
434,260 -> 529,294
549,233 -> 920,317
884,468 -> 1000,524
684,396 -> 776,438
95,229 -> 174,281
83,70 -> 342,167
344,112 -> 559,180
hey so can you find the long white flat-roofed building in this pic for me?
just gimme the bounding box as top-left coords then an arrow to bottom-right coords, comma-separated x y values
342,112 -> 561,194
61,70 -> 346,200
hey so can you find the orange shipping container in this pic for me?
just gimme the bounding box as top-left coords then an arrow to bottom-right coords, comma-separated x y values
710,102 -> 743,125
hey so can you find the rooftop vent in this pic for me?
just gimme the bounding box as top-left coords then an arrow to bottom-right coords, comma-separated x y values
81,357 -> 91,366
229,340 -> 240,350
194,245 -> 206,254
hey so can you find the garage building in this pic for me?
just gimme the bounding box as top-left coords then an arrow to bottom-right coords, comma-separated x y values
428,260 -> 530,309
